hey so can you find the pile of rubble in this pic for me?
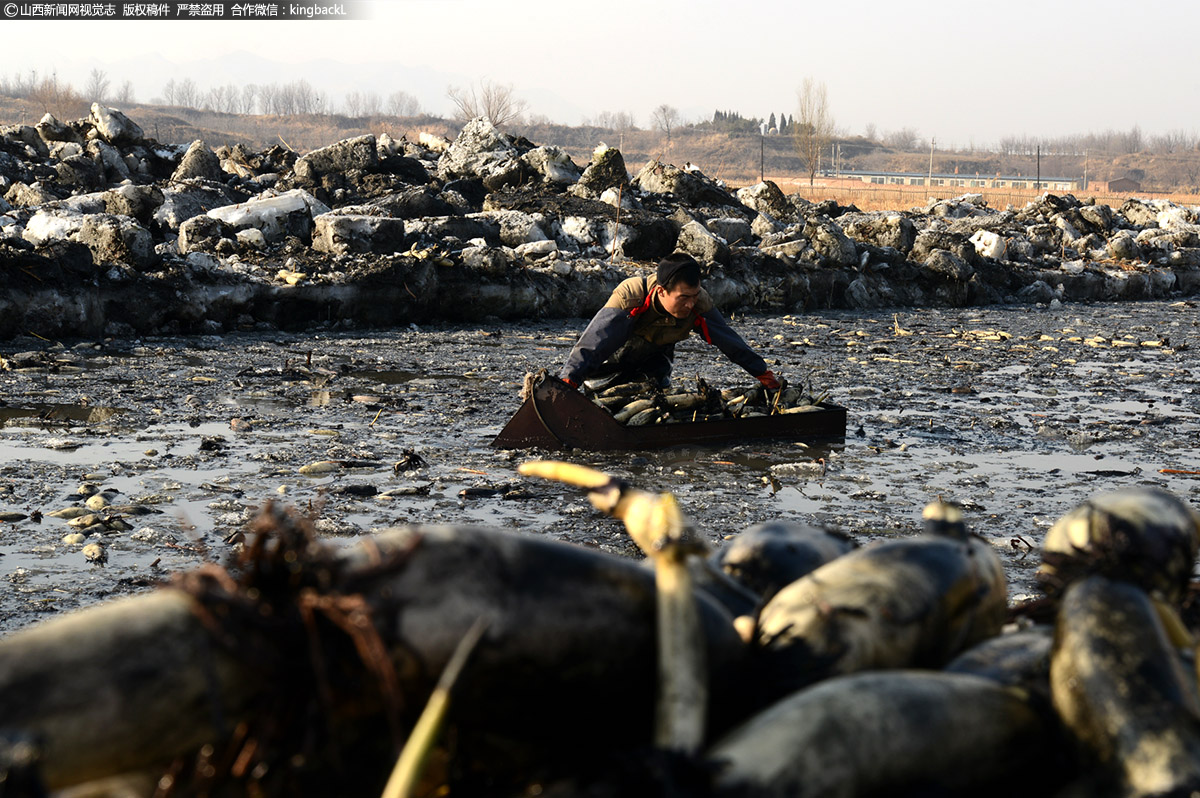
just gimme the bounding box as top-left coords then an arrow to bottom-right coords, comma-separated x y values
1,104 -> 1198,339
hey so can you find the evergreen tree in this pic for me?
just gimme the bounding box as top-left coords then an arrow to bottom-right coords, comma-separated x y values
768,112 -> 777,131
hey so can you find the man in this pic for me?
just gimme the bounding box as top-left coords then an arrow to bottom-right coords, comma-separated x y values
559,252 -> 780,391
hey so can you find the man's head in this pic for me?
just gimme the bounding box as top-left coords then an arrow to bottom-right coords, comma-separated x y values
654,253 -> 702,319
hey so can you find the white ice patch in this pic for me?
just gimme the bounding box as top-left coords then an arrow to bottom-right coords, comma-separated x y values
559,216 -> 597,244
208,188 -> 330,238
969,230 -> 1007,259
1156,206 -> 1195,230
22,210 -> 85,245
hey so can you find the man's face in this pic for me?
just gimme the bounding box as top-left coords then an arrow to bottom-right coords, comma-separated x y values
657,282 -> 701,319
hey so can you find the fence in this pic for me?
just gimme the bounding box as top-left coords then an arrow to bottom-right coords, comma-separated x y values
762,179 -> 1199,213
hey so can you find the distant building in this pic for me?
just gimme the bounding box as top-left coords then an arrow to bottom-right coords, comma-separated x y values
818,169 -> 1081,192
1087,177 -> 1142,193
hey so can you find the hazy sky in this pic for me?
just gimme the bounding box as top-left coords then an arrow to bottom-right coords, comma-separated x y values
5,0 -> 1197,148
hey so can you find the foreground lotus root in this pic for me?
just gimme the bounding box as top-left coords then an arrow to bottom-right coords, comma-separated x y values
0,480 -> 1197,796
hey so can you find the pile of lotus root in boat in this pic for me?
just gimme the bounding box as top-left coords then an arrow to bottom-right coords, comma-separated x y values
588,376 -> 826,427
1,465 -> 1199,798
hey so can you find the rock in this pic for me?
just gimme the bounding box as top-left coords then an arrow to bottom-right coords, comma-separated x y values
438,117 -> 520,185
35,113 -> 80,144
89,140 -> 132,183
1077,203 -> 1115,233
1017,280 -> 1059,303
311,214 -> 406,255
76,214 -> 158,270
706,217 -> 754,247
570,144 -> 630,199
924,249 -> 974,281
418,131 -> 451,153
842,214 -> 916,253
5,182 -> 57,208
677,219 -> 731,265
23,208 -> 157,270
479,209 -> 549,247
751,213 -> 782,239
178,214 -> 235,255
294,135 -> 378,181
632,160 -> 734,207
87,104 -> 143,146
369,186 -> 455,219
927,194 -> 989,219
516,239 -> 558,259
520,146 -> 580,185
461,244 -> 511,276
970,230 -> 1007,260
55,155 -> 103,191
103,184 -> 165,225
406,215 -> 499,247
207,188 -> 330,243
22,209 -> 87,247
1106,231 -> 1140,261
153,183 -> 250,233
3,124 -> 49,159
737,181 -> 795,222
804,217 -> 858,266
236,228 -> 266,250
50,142 -> 84,161
911,229 -> 976,264
441,178 -> 488,212
171,141 -> 223,183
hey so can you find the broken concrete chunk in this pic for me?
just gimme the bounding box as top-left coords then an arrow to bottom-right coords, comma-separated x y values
311,213 -> 405,255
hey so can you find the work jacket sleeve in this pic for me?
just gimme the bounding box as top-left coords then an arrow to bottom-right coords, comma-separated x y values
697,308 -> 769,378
559,307 -> 636,384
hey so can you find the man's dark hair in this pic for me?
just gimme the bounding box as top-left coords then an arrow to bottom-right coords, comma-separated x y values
656,253 -> 702,290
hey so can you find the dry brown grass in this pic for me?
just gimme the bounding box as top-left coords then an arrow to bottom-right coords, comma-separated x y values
751,177 -> 1200,213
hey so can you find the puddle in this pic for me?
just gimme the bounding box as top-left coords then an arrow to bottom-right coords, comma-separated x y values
0,403 -> 125,426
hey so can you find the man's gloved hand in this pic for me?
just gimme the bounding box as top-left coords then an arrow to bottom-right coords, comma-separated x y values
757,370 -> 781,390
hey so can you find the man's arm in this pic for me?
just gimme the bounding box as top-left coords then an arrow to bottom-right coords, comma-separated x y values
695,308 -> 770,379
559,307 -> 636,386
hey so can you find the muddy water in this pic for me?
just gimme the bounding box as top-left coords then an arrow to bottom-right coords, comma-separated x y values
1,299 -> 1198,634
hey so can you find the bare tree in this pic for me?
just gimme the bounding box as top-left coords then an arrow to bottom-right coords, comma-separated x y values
114,80 -> 134,104
84,68 -> 110,103
29,71 -> 82,117
446,79 -> 526,127
175,77 -> 199,108
651,104 -> 680,142
0,70 -> 40,99
345,90 -> 381,118
882,127 -> 919,151
387,90 -> 421,117
793,78 -> 834,186
240,84 -> 258,114
258,83 -> 278,114
590,110 -> 638,132
206,83 -> 240,113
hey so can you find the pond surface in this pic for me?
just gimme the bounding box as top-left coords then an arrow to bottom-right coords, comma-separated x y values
1,299 -> 1198,633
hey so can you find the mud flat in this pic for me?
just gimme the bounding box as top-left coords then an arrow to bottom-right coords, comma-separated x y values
1,298 -> 1197,634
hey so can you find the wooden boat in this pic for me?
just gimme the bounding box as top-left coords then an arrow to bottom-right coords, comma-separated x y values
492,373 -> 847,451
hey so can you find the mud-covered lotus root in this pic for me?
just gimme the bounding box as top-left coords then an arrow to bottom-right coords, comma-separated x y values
711,520 -> 856,600
1036,487 -> 1200,603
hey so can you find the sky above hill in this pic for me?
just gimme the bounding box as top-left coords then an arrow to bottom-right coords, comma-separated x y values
4,0 -> 1197,149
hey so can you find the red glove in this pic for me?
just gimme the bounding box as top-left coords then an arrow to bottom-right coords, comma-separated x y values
757,370 -> 781,390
